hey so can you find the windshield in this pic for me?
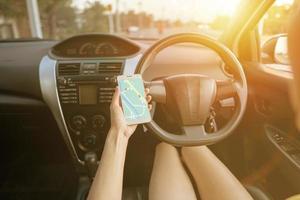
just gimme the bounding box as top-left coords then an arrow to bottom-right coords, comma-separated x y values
0,0 -> 242,40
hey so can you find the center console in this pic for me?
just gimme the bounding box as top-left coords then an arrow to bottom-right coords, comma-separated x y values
56,61 -> 123,161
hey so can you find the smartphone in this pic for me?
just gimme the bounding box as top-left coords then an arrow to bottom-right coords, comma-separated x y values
117,74 -> 151,125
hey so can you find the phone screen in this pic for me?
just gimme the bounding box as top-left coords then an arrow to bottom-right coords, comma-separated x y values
118,75 -> 151,125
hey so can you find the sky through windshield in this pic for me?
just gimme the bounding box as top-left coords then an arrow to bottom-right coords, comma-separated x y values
0,0 -> 295,40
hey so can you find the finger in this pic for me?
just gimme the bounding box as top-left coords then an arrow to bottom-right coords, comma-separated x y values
146,94 -> 152,103
145,88 -> 150,96
111,87 -> 120,106
148,103 -> 153,111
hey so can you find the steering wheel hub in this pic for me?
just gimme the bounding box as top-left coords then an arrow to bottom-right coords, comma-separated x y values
164,74 -> 216,126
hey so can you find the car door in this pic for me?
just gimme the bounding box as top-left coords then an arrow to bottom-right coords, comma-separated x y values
238,1 -> 300,199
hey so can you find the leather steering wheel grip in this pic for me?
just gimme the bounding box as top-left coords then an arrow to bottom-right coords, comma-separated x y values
137,33 -> 247,146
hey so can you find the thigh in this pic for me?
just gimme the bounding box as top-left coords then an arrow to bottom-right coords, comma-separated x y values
149,143 -> 197,200
182,146 -> 253,200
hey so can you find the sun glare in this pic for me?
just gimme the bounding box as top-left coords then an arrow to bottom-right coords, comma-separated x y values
275,0 -> 294,5
73,0 -> 242,22
73,0 -> 295,23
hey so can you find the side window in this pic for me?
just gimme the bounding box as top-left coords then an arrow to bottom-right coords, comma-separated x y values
260,0 -> 299,65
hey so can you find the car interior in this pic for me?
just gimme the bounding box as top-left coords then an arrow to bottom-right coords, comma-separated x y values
0,0 -> 299,199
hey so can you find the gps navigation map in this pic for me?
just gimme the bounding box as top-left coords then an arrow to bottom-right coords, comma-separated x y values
118,75 -> 151,125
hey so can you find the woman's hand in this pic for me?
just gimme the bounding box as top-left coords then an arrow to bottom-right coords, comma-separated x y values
109,87 -> 152,139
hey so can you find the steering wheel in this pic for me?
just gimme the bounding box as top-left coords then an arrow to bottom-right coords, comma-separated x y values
135,33 -> 247,146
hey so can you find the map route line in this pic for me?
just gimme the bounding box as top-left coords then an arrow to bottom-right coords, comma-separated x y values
121,91 -> 147,118
122,96 -> 134,117
124,80 -> 147,104
121,92 -> 140,115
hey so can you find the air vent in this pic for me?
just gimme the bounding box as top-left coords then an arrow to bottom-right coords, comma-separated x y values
98,62 -> 123,74
58,63 -> 80,76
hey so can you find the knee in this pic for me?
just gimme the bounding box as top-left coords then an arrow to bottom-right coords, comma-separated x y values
155,142 -> 177,156
181,145 -> 208,161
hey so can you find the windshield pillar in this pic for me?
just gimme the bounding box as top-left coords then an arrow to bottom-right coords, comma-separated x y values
26,0 -> 43,38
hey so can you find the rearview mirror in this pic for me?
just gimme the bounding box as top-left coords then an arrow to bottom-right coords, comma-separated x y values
274,35 -> 289,65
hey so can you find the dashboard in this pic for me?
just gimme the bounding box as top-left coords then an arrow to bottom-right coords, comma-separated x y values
0,33 -> 229,167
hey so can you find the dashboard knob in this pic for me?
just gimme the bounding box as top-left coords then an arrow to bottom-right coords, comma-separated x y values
71,115 -> 87,130
92,115 -> 106,129
82,134 -> 97,149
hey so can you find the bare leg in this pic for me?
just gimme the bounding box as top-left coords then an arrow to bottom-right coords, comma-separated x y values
182,146 -> 253,200
149,143 -> 197,200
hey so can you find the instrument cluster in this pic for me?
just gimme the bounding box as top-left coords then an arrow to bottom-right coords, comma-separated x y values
51,34 -> 140,58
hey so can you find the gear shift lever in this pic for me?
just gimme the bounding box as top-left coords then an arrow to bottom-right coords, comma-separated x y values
84,152 -> 98,179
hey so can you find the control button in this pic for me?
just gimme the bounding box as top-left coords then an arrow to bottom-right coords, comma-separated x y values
58,77 -> 67,85
59,85 -> 66,89
99,96 -> 112,99
82,63 -> 97,75
62,100 -> 78,104
82,134 -> 97,148
71,115 -> 87,130
99,92 -> 114,95
110,77 -> 117,83
75,131 -> 80,136
291,154 -> 300,164
92,115 -> 106,129
99,87 -> 114,91
60,92 -> 77,97
61,96 -> 78,100
59,88 -> 77,92
271,133 -> 284,143
99,100 -> 111,103
280,142 -> 297,152
83,63 -> 97,69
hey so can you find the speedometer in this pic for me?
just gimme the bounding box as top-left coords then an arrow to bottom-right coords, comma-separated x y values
78,42 -> 94,56
95,43 -> 119,56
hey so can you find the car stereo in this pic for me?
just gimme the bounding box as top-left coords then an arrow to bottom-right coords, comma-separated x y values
56,61 -> 122,105
57,76 -> 117,105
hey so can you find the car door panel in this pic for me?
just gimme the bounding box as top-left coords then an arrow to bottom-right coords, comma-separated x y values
242,61 -> 300,198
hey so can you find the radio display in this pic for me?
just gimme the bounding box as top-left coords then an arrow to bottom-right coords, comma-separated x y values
79,85 -> 97,105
